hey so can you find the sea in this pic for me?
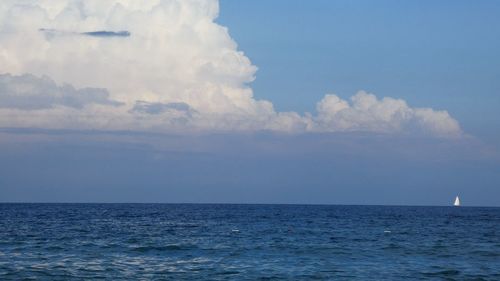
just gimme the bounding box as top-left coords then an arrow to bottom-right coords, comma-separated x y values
0,204 -> 499,280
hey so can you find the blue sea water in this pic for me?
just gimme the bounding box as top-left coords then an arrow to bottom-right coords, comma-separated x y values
0,204 -> 499,280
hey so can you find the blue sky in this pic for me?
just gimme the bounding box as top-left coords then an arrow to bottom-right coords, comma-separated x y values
0,0 -> 499,205
218,0 -> 500,143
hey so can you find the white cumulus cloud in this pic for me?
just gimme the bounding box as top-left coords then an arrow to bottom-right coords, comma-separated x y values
314,91 -> 461,136
0,0 -> 462,137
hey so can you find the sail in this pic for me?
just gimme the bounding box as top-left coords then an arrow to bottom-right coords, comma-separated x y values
454,196 -> 460,206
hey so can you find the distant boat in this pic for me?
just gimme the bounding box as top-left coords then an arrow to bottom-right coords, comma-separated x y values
454,196 -> 461,207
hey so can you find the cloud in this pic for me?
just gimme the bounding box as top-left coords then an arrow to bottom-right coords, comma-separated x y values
0,0 -> 462,137
313,91 -> 461,137
39,28 -> 131,38
1,128 -> 496,204
0,73 -> 122,110
81,30 -> 130,37
130,101 -> 193,116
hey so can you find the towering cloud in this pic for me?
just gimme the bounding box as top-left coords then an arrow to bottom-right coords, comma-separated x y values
0,0 -> 461,136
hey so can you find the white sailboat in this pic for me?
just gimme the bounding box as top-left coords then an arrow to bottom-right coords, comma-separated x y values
453,196 -> 461,207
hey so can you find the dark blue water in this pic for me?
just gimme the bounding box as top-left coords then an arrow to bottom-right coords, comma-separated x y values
0,204 -> 499,280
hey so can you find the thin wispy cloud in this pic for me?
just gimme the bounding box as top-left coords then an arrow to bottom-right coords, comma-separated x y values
131,101 -> 194,116
39,28 -> 131,38
81,30 -> 131,37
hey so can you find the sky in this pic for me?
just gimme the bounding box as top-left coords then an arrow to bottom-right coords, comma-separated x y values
217,0 -> 500,143
0,0 -> 499,205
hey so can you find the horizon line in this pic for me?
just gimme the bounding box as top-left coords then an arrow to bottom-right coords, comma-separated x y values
0,202 -> 498,208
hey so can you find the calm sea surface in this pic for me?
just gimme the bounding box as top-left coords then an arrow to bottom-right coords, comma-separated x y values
0,204 -> 499,280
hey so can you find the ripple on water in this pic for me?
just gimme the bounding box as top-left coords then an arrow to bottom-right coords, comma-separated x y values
0,204 -> 499,280
130,244 -> 197,253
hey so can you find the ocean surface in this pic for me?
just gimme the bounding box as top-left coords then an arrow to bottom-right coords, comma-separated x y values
0,204 -> 499,280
